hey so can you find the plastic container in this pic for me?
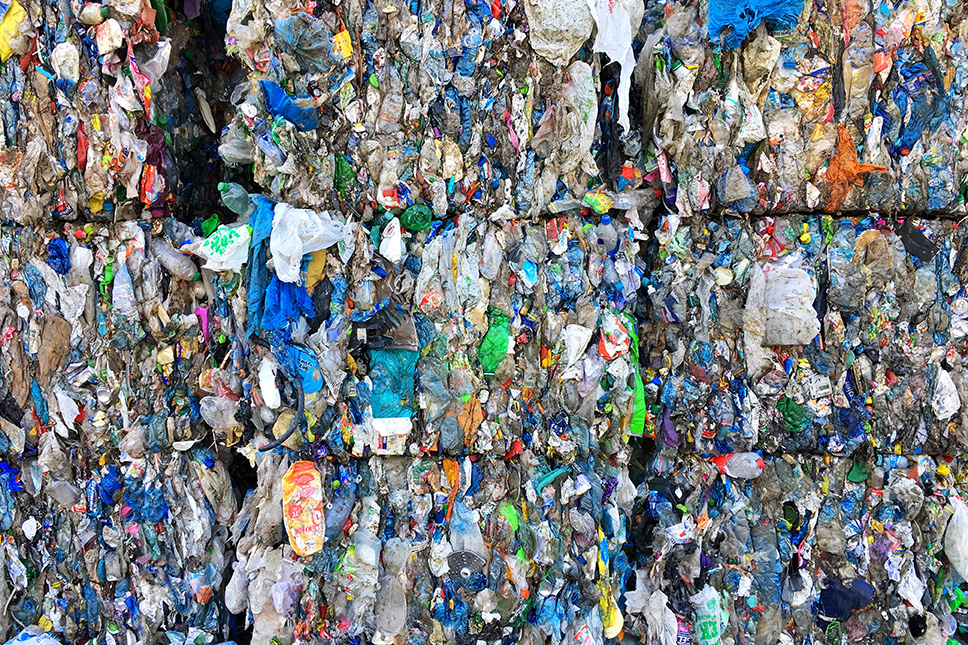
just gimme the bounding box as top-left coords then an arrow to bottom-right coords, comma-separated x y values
218,182 -> 255,219
152,240 -> 200,281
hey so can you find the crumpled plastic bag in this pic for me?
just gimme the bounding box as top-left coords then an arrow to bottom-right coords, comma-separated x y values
708,0 -> 804,48
691,586 -> 728,645
933,368 -> 962,421
523,0 -> 592,66
271,563 -> 302,618
225,560 -> 248,615
188,225 -> 252,272
586,0 -> 643,132
3,627 -> 63,645
826,125 -> 886,212
260,80 -> 318,132
946,499 -> 968,581
270,204 -> 343,283
748,262 -> 821,347
273,14 -> 344,73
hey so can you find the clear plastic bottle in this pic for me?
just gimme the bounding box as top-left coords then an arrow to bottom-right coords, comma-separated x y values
480,230 -> 503,281
218,123 -> 256,165
347,527 -> 382,625
374,575 -> 406,635
141,259 -> 161,303
152,239 -> 200,281
710,452 -> 765,479
601,256 -> 621,293
218,182 -> 255,220
254,121 -> 286,167
112,255 -> 138,317
449,503 -> 487,559
594,215 -> 619,254
162,218 -> 198,248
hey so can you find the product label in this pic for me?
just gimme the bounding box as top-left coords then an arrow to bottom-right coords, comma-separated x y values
283,461 -> 326,556
575,625 -> 595,645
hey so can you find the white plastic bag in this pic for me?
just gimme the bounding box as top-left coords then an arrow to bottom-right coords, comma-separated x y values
691,586 -> 727,645
946,499 -> 968,581
187,224 -> 251,273
270,203 -> 344,283
744,260 -> 821,378
50,42 -> 79,83
378,217 -> 404,264
586,0 -> 642,132
932,368 -> 961,421
3,627 -> 63,645
225,560 -> 249,615
259,357 -> 281,409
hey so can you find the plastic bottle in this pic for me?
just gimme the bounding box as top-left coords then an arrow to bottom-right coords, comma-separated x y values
594,215 -> 618,254
78,3 -> 109,24
347,527 -> 382,624
218,123 -> 256,164
325,470 -> 357,543
112,256 -> 138,317
254,121 -> 286,167
152,239 -> 200,281
601,256 -> 622,295
449,503 -> 487,559
843,22 -> 875,119
374,575 -> 406,635
218,182 -> 255,219
163,217 -> 198,248
710,452 -> 765,479
141,259 -> 161,303
480,230 -> 503,281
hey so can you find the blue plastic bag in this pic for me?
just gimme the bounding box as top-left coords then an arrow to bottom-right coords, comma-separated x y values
260,80 -> 318,131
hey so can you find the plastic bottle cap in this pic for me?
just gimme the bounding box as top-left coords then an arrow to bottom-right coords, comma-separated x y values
218,182 -> 228,191
601,215 -> 611,225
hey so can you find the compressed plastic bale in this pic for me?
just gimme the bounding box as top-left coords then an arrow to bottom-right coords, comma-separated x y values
11,0 -> 968,636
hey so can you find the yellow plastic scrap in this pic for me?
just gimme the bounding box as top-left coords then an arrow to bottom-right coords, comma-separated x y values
0,0 -> 26,62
